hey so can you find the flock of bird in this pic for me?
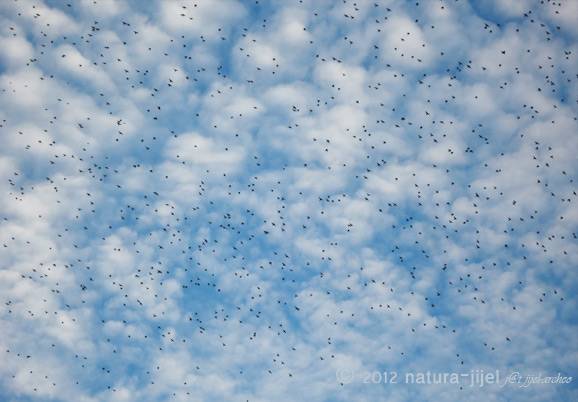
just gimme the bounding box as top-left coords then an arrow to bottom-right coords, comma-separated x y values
0,0 -> 577,401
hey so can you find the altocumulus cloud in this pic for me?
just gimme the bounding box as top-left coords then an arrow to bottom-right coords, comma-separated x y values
0,0 -> 577,401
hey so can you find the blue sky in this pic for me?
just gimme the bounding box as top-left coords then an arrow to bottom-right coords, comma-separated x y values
0,0 -> 577,401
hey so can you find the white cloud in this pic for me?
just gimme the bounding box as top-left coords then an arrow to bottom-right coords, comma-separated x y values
0,0 -> 577,401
